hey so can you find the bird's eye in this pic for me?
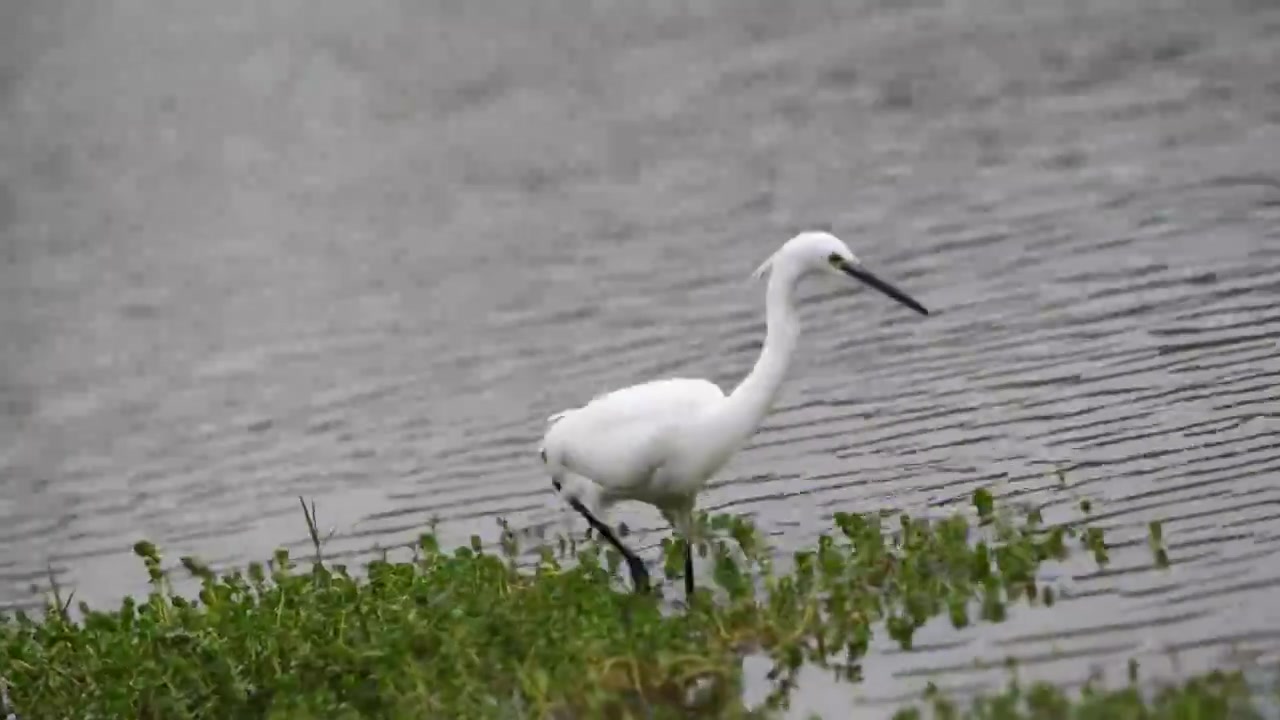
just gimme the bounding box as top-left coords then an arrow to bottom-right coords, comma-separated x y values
827,253 -> 843,266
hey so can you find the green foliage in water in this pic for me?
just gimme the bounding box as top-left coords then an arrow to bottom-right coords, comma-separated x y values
0,491 -> 1264,718
894,669 -> 1263,720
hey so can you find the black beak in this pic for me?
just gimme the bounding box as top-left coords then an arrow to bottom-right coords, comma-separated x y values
839,261 -> 929,316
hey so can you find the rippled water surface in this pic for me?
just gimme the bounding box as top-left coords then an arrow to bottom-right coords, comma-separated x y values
3,0 -> 1279,713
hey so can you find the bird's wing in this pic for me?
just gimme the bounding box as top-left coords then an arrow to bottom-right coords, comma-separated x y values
546,387 -> 620,425
548,377 -> 722,427
542,378 -> 725,489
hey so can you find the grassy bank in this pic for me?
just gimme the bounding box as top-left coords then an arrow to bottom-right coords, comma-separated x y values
1,490 -> 1268,719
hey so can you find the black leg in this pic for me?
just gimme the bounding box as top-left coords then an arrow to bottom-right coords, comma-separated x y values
684,537 -> 695,599
568,498 -> 650,593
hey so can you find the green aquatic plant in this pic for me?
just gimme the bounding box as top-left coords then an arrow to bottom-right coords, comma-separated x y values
1148,519 -> 1171,569
0,490 -> 1263,719
893,667 -> 1264,720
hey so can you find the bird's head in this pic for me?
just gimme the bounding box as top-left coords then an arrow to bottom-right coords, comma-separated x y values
752,230 -> 929,316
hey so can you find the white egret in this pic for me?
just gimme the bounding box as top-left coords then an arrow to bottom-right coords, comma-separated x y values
539,231 -> 929,599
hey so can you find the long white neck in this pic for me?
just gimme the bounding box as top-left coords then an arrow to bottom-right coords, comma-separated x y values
707,263 -> 802,448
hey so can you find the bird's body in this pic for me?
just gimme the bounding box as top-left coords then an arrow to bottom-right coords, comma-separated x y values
544,377 -> 726,521
539,231 -> 929,598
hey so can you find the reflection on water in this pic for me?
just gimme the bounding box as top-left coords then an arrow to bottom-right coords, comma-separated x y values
2,0 -> 1279,713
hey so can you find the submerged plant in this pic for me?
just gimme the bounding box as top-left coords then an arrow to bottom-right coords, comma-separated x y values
894,667 -> 1263,720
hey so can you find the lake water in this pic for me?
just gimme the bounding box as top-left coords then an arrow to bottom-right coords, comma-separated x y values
2,0 -> 1279,714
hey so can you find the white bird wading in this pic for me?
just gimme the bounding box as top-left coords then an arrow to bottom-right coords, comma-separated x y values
540,231 -> 929,599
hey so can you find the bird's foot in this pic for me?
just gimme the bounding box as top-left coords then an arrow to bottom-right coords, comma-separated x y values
627,557 -> 651,594
683,539 -> 695,602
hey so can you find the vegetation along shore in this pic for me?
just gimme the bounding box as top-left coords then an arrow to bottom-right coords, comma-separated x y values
2,490 -> 1273,719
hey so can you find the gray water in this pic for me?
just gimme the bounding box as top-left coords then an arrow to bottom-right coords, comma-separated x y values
3,0 -> 1279,714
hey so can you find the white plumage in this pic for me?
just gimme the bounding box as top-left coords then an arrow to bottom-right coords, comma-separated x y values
543,377 -> 725,526
539,231 -> 929,598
